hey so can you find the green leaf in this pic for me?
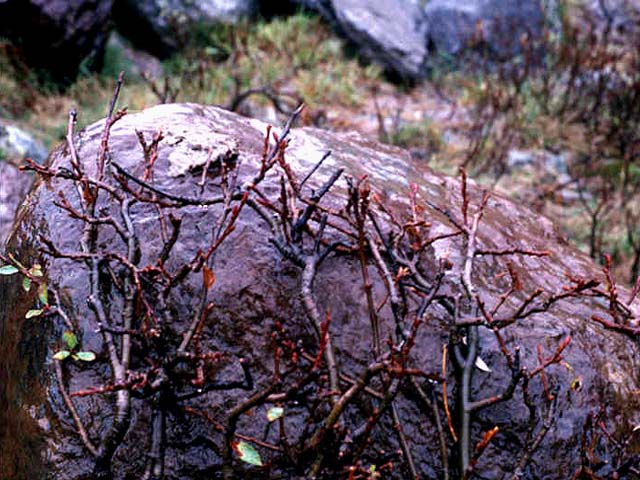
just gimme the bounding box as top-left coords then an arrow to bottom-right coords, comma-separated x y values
234,441 -> 263,466
38,282 -> 48,305
22,277 -> 32,292
53,350 -> 71,361
29,264 -> 43,277
25,309 -> 43,319
74,351 -> 96,362
0,265 -> 19,275
63,331 -> 78,350
267,406 -> 284,422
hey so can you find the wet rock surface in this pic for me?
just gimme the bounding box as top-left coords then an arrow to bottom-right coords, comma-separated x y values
1,104 -> 639,479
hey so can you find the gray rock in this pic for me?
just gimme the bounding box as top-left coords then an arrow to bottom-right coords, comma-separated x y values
0,161 -> 33,248
423,0 -> 545,60
329,0 -> 430,80
295,0 -> 545,80
113,0 -> 258,57
104,32 -> 165,79
0,0 -> 114,84
507,148 -> 567,175
0,123 -> 48,165
1,104 -> 638,478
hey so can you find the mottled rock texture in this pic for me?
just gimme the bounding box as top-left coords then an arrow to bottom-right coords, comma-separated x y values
1,104 -> 638,479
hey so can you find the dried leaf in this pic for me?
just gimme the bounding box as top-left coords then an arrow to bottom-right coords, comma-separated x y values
0,265 -> 19,275
475,355 -> 492,372
234,441 -> 263,466
267,406 -> 284,422
203,265 -> 215,290
53,350 -> 71,361
25,309 -> 43,319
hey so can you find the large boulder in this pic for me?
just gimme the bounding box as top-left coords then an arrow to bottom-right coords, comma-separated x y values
0,0 -> 114,84
112,0 -> 258,58
1,104 -> 639,479
423,0 -> 545,61
327,0 -> 430,80
288,0 -> 545,80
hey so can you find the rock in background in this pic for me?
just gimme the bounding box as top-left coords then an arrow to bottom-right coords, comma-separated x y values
0,0 -> 114,84
281,0 -> 545,80
423,0 -> 544,61
0,122 -> 47,247
112,0 -> 258,58
0,122 -> 48,166
0,0 -> 550,85
0,162 -> 32,248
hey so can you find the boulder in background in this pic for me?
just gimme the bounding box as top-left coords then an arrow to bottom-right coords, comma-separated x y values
0,0 -> 114,85
112,0 -> 258,58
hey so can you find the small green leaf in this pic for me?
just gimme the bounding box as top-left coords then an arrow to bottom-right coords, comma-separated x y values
22,277 -> 32,292
267,406 -> 284,422
29,264 -> 43,277
234,441 -> 263,466
63,331 -> 78,350
53,350 -> 71,361
0,265 -> 19,275
74,351 -> 96,362
25,309 -> 43,319
38,282 -> 48,305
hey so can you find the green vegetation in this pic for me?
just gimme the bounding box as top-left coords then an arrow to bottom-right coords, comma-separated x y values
380,118 -> 444,152
163,13 -> 381,108
52,331 -> 96,362
0,13 -> 382,148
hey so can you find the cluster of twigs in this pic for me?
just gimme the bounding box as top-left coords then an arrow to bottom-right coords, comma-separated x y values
571,405 -> 640,479
451,1 -> 640,282
9,71 -> 638,479
141,22 -> 305,123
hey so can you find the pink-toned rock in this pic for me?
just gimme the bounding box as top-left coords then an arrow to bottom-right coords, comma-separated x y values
1,104 -> 638,479
0,161 -> 33,248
